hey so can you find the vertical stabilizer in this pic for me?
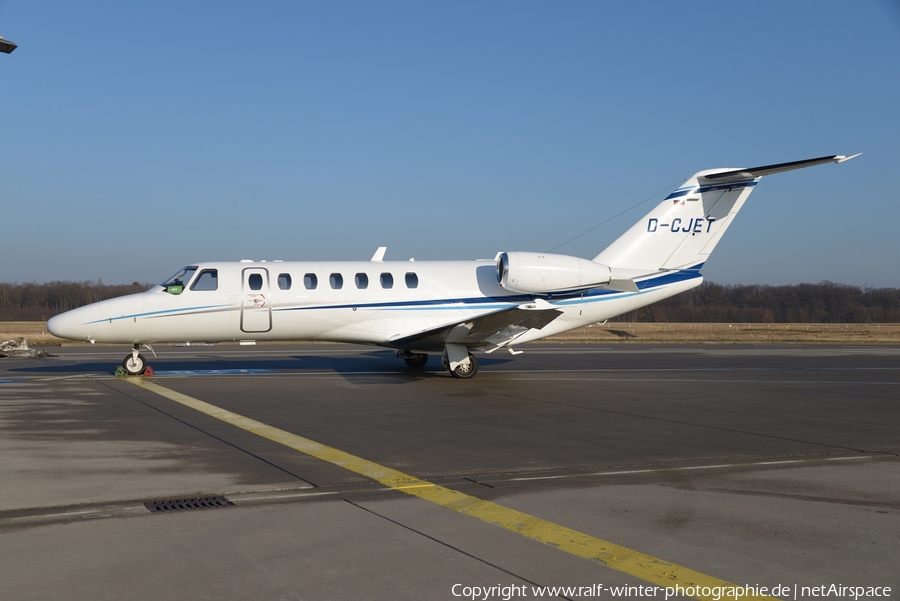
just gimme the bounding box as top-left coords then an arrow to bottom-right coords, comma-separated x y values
593,155 -> 859,273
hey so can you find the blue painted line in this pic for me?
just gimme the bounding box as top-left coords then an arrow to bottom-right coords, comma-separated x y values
85,304 -> 229,325
151,369 -> 275,376
664,180 -> 757,200
698,180 -> 758,193
274,295 -> 532,312
374,303 -> 516,312
637,271 -> 702,290
0,379 -> 20,384
273,266 -> 705,314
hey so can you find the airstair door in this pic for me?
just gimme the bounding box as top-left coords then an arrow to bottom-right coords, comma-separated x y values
241,268 -> 271,333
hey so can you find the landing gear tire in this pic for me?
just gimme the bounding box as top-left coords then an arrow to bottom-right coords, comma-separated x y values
451,354 -> 478,379
403,353 -> 428,368
123,353 -> 147,376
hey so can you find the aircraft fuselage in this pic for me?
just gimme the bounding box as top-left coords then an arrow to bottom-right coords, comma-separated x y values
47,258 -> 698,351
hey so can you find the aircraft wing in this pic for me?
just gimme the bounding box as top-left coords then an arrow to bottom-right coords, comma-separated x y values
387,301 -> 563,353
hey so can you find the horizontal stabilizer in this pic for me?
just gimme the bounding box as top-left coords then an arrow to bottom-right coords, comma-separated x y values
701,154 -> 861,183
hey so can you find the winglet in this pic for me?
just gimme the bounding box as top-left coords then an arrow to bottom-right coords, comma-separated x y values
835,153 -> 862,163
371,247 -> 387,262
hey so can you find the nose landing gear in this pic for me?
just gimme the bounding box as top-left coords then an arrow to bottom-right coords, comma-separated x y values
121,344 -> 154,376
122,346 -> 147,375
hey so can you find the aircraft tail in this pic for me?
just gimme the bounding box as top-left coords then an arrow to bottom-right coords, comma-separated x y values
593,155 -> 859,275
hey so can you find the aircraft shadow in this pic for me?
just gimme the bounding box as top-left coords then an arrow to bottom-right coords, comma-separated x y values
8,349 -> 514,381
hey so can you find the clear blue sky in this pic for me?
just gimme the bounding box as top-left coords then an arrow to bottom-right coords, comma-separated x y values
1,1 -> 898,287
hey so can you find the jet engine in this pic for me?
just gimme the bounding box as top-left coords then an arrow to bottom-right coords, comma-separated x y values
496,252 -> 611,294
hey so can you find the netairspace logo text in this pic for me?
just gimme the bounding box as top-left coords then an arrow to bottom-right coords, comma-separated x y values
450,583 -> 893,600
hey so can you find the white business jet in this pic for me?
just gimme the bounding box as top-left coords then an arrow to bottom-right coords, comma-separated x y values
48,155 -> 858,378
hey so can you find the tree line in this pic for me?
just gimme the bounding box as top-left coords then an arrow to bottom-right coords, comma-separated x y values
0,281 -> 152,321
0,280 -> 898,323
611,281 -> 900,323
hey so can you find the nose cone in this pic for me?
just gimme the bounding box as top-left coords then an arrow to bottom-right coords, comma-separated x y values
47,305 -> 101,341
47,294 -> 147,343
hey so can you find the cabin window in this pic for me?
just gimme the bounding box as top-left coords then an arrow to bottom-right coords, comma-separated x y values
277,273 -> 292,290
191,269 -> 218,291
380,273 -> 394,289
405,272 -> 418,289
355,273 -> 369,289
329,273 -> 343,289
248,273 -> 263,291
161,266 -> 197,295
304,273 -> 318,290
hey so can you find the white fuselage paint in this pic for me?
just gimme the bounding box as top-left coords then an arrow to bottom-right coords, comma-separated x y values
46,258 -> 701,350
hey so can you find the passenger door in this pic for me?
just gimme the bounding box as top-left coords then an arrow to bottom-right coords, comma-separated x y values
241,268 -> 271,333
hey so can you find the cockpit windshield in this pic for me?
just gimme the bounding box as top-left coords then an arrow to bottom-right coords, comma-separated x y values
160,266 -> 198,295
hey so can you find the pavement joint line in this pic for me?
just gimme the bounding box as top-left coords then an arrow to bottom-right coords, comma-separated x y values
125,377 -> 779,601
507,377 -> 899,385
71,371 -> 900,383
501,456 -> 879,483
825,456 -> 879,461
0,504 -> 151,528
230,490 -> 367,503
0,486 -> 402,528
2,457 -> 887,527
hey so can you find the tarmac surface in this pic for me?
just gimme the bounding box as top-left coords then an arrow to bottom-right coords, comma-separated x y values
0,343 -> 898,600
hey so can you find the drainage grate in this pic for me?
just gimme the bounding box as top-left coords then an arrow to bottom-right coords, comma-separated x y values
144,495 -> 233,513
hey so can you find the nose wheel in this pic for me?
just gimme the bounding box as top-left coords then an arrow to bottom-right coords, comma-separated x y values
122,346 -> 147,375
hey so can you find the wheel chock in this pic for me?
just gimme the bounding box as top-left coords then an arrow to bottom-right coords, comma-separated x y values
143,366 -> 155,377
114,366 -> 127,376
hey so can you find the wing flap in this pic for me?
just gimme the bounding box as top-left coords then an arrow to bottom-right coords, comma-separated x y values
388,302 -> 562,352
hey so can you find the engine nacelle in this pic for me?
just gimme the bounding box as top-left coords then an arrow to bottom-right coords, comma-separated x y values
496,252 -> 612,294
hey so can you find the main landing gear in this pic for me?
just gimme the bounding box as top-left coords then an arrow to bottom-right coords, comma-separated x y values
441,343 -> 479,379
398,350 -> 429,368
398,348 -> 478,378
450,353 -> 478,379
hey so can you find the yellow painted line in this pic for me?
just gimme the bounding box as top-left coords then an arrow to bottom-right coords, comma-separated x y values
127,378 -> 777,601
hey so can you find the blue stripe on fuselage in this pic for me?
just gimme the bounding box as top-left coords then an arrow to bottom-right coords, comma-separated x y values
84,304 -> 229,325
664,180 -> 757,200
272,264 -> 704,313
